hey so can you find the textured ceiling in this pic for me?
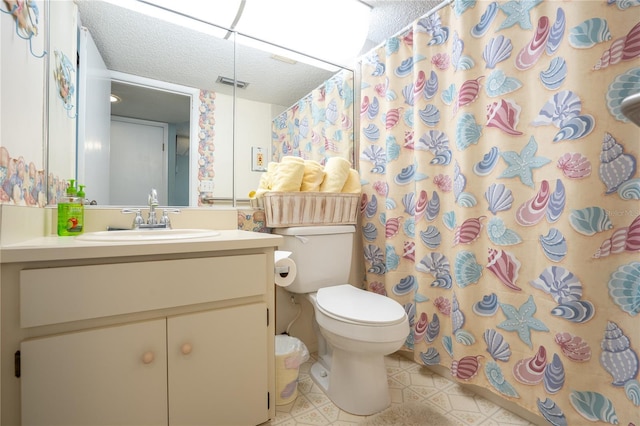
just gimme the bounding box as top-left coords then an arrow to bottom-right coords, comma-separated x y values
75,0 -> 444,124
361,1 -> 442,53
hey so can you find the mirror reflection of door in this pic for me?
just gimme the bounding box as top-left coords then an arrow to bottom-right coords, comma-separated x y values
110,82 -> 191,206
110,117 -> 168,205
77,28 -> 193,206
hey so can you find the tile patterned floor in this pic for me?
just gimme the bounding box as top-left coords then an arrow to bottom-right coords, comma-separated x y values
270,352 -> 540,426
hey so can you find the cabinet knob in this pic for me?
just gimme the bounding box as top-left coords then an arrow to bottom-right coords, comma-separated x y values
142,351 -> 155,364
181,343 -> 192,355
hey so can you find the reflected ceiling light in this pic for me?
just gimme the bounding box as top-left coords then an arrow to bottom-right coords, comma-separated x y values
236,33 -> 341,72
271,54 -> 297,65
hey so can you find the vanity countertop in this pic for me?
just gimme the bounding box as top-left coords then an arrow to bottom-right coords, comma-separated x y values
0,230 -> 283,263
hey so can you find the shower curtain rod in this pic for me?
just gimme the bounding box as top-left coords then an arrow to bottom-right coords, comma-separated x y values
367,0 -> 455,53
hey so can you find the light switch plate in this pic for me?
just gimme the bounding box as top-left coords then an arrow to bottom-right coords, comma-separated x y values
251,147 -> 267,171
199,180 -> 214,192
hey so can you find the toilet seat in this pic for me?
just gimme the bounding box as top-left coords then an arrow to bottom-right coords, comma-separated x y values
316,284 -> 406,326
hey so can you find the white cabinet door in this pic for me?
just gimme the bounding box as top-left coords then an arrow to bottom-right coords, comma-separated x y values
21,320 -> 168,426
167,303 -> 269,426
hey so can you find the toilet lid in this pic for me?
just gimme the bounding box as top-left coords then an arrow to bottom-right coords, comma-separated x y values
316,285 -> 406,325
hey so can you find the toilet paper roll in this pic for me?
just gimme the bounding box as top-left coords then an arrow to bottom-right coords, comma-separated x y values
274,250 -> 297,287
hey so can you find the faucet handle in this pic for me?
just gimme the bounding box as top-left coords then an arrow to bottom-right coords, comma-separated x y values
160,208 -> 181,228
122,208 -> 144,228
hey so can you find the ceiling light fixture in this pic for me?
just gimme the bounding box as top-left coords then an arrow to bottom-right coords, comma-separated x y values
234,0 -> 371,67
114,0 -> 239,38
136,0 -> 371,68
110,94 -> 121,103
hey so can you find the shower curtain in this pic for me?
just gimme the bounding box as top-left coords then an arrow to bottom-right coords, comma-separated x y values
358,1 -> 639,424
271,69 -> 355,164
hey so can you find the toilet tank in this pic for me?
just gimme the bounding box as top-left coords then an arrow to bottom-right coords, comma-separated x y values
273,225 -> 356,294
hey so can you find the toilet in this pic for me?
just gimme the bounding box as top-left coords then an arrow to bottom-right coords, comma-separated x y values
273,225 -> 409,415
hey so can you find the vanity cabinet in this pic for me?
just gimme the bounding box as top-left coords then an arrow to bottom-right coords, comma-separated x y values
167,304 -> 267,426
21,319 -> 169,425
21,303 -> 267,426
0,230 -> 281,426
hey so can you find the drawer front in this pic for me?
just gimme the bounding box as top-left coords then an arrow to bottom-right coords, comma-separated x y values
20,254 -> 267,328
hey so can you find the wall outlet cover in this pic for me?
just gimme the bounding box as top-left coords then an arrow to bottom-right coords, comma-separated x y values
251,147 -> 267,172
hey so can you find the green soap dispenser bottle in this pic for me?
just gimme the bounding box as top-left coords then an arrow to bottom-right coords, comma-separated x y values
57,179 -> 84,236
78,185 -> 86,205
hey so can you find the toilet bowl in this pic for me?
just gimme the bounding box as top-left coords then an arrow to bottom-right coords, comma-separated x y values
273,225 -> 409,415
308,285 -> 409,415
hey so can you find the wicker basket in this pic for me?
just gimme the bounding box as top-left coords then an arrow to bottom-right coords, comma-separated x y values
252,192 -> 360,227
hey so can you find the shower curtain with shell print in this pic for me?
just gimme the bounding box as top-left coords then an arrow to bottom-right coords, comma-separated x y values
271,69 -> 355,164
358,1 -> 639,424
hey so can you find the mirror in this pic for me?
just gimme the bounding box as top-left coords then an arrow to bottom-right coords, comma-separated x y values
53,0 -> 354,207
109,79 -> 192,206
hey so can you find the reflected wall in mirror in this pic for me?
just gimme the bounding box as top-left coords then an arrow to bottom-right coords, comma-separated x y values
233,35 -> 356,167
270,69 -> 355,163
233,34 -> 355,201
77,63 -> 200,206
66,0 -> 355,207
109,81 -> 191,206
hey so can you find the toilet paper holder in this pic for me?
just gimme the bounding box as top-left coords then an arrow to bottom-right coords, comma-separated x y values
275,265 -> 290,276
274,251 -> 296,287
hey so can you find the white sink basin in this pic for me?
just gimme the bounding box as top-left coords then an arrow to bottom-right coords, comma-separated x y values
75,228 -> 221,242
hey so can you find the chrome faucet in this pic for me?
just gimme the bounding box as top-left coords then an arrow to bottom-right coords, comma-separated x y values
147,188 -> 159,225
121,189 -> 180,229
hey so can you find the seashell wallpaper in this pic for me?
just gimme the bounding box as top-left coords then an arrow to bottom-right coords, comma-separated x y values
358,1 -> 639,424
0,147 -> 48,206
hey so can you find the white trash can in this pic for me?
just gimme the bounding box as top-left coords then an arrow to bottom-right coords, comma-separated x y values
275,335 -> 309,405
